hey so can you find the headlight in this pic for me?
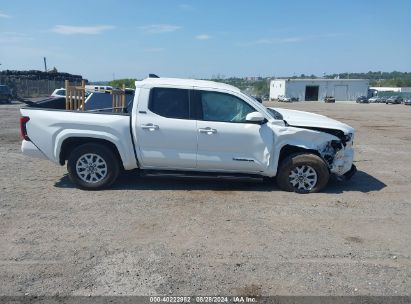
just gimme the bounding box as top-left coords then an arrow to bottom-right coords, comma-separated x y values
334,149 -> 345,160
344,133 -> 354,147
344,133 -> 353,142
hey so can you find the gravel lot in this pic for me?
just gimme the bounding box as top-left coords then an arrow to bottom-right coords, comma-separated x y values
0,101 -> 410,296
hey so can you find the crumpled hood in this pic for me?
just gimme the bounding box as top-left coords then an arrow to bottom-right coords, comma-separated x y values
270,107 -> 354,135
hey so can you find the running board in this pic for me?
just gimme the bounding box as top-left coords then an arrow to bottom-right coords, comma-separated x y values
140,170 -> 264,182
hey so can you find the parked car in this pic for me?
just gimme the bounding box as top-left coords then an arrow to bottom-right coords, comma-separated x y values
278,95 -> 291,102
51,88 -> 91,99
262,94 -> 269,101
85,85 -> 113,93
0,85 -> 13,104
124,88 -> 135,95
386,96 -> 403,104
50,88 -> 66,97
252,96 -> 263,103
378,96 -> 387,103
324,96 -> 336,103
356,96 -> 369,103
403,99 -> 411,105
368,96 -> 380,103
20,76 -> 356,193
290,97 -> 299,102
83,92 -> 134,112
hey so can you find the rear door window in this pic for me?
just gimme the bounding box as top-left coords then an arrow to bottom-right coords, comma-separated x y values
149,88 -> 190,119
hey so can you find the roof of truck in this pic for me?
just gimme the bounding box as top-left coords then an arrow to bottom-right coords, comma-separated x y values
136,77 -> 241,92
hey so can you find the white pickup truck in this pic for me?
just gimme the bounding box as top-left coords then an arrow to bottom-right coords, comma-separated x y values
20,77 -> 356,193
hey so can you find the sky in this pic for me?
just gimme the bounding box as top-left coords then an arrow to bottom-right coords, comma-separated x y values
0,0 -> 410,81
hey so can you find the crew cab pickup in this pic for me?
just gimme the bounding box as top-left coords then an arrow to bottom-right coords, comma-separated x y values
20,77 -> 356,193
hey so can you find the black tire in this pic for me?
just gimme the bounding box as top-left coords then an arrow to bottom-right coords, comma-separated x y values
67,143 -> 120,190
276,152 -> 330,193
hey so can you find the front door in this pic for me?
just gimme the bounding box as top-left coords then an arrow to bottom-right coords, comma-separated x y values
194,90 -> 272,173
137,87 -> 197,169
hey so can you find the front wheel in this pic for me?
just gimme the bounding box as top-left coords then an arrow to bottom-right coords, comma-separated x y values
276,153 -> 330,193
67,143 -> 120,190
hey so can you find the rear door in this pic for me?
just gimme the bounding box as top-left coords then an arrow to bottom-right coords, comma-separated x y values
193,90 -> 273,173
136,87 -> 198,169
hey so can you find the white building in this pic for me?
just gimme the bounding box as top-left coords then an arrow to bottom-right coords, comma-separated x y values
270,79 -> 369,101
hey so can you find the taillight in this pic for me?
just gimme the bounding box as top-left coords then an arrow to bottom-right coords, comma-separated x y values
20,116 -> 30,141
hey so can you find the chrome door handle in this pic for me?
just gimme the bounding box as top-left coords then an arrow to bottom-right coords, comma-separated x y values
199,127 -> 217,134
141,123 -> 159,131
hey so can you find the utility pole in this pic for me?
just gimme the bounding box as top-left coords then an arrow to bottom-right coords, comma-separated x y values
43,57 -> 47,72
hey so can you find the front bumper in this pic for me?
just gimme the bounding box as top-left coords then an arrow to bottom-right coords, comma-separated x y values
343,164 -> 357,180
21,140 -> 47,160
329,144 -> 354,176
334,164 -> 357,181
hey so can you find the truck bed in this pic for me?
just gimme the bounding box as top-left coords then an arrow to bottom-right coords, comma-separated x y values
20,106 -> 138,170
22,94 -> 134,113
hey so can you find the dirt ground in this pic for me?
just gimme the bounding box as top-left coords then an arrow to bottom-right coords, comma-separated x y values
0,101 -> 410,296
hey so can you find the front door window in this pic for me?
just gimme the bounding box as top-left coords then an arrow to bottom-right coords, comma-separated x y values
199,91 -> 255,123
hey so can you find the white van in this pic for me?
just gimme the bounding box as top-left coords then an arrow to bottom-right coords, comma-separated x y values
85,85 -> 113,93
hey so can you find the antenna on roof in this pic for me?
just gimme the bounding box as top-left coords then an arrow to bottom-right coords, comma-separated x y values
149,74 -> 160,78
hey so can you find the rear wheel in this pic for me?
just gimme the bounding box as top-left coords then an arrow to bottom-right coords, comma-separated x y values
67,143 -> 120,190
276,153 -> 330,193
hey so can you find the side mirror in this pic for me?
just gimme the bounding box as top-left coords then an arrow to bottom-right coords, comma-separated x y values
246,111 -> 265,123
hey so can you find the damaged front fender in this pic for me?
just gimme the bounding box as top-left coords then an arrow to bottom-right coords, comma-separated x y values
286,124 -> 355,176
270,124 -> 355,177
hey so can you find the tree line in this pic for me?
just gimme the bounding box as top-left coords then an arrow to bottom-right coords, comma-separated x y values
325,71 -> 411,87
107,71 -> 411,96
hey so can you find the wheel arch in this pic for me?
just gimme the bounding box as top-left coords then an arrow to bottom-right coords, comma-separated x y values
273,143 -> 330,176
59,137 -> 123,169
278,144 -> 322,164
